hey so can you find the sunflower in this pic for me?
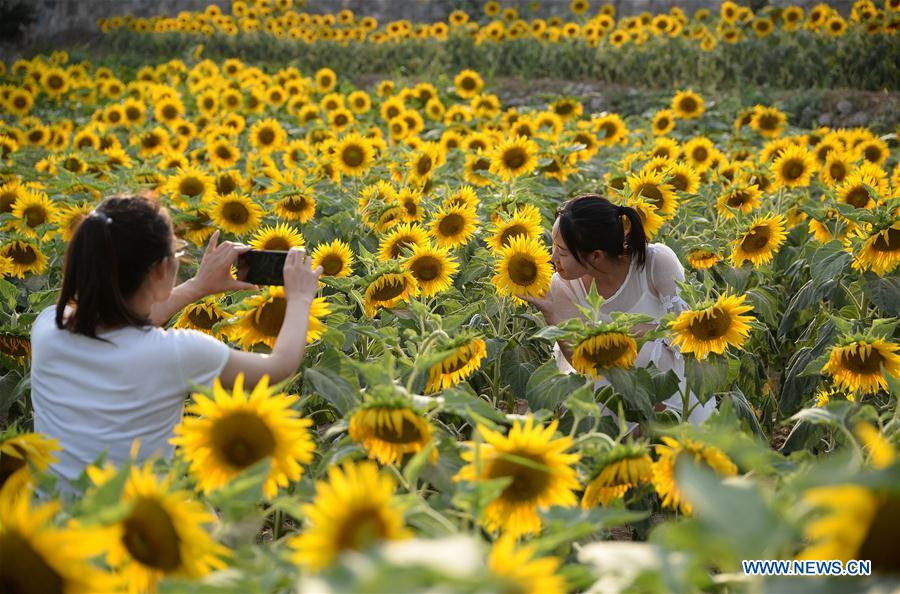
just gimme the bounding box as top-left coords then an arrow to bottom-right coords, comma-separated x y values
669,294 -> 755,360
378,222 -> 430,261
173,297 -> 228,338
426,335 -> 488,393
454,69 -> 484,99
0,495 -> 115,593
853,222 -> 900,276
582,443 -> 654,508
249,222 -> 304,251
363,269 -> 418,318
820,149 -> 856,185
858,137 -> 890,167
311,239 -> 354,277
488,536 -> 566,594
349,401 -> 436,465
209,193 -> 263,236
550,98 -> 583,121
797,484 -> 899,571
443,185 -> 480,211
289,462 -> 411,571
652,109 -> 676,136
403,243 -> 459,297
406,143 -> 444,185
249,118 -> 286,153
206,137 -> 241,170
488,204 -> 542,250
671,90 -> 705,119
493,235 -> 553,300
171,374 -> 315,498
40,67 -> 69,98
571,330 -> 639,380
823,338 -> 900,395
395,187 -> 424,223
620,197 -> 666,240
628,169 -> 678,216
662,161 -> 700,195
429,204 -> 479,248
716,184 -> 762,219
464,152 -> 495,187
490,135 -> 539,181
10,189 -> 58,238
652,436 -> 737,514
227,288 -> 329,349
94,463 -> 229,593
771,144 -> 816,189
454,417 -> 581,537
749,106 -> 787,138
0,431 -> 60,493
332,133 -> 375,177
0,239 -> 48,278
687,249 -> 721,270
165,165 -> 216,204
314,67 -> 337,93
592,114 -> 629,146
731,214 -> 788,268
273,190 -> 316,224
836,163 -> 889,209
682,137 -> 716,172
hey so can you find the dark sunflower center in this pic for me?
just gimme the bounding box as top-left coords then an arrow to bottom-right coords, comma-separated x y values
635,183 -> 664,207
187,306 -> 219,329
370,277 -> 407,301
13,96 -> 27,109
263,236 -> 292,251
687,308 -> 733,339
373,414 -> 424,444
334,114 -> 348,126
320,254 -> 344,275
389,237 -> 416,258
758,114 -> 779,130
499,224 -> 528,247
257,128 -> 276,146
411,255 -> 441,281
829,162 -> 847,181
579,337 -> 631,367
461,77 -> 476,90
741,225 -> 773,253
416,156 -> 432,176
598,122 -> 618,138
692,147 -> 708,162
487,452 -> 551,502
63,158 -> 83,173
161,104 -> 178,120
857,496 -> 900,572
216,146 -> 233,160
782,159 -> 805,181
0,531 -> 64,594
342,146 -> 364,168
840,347 -> 884,374
541,159 -> 561,174
122,497 -> 182,571
23,206 -> 47,228
555,103 -> 573,116
126,106 -> 142,121
211,410 -> 276,469
335,508 -> 388,551
503,148 -> 527,170
47,75 -> 63,89
844,186 -> 871,208
863,145 -> 882,163
508,254 -> 538,285
438,213 -> 464,237
254,297 -> 287,336
656,117 -> 670,129
726,191 -> 751,208
179,177 -> 204,198
872,228 -> 900,253
222,201 -> 250,224
679,97 -> 697,113
0,444 -> 27,487
7,244 -> 36,265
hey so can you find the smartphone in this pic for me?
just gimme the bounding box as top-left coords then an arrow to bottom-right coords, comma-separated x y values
238,250 -> 288,286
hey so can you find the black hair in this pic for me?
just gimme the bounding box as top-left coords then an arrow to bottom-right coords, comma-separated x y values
555,194 -> 647,269
56,194 -> 174,339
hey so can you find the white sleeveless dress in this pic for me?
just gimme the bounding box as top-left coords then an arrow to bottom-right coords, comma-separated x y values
550,243 -> 715,424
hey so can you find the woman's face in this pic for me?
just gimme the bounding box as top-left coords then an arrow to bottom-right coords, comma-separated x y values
551,218 -> 592,280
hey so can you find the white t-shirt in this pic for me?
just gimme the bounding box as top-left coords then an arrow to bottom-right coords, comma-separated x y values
30,306 -> 230,485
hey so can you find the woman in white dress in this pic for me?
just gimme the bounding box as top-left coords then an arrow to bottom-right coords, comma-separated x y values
522,194 -> 715,424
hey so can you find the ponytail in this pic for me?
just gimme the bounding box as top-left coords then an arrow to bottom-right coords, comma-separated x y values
56,194 -> 173,339
556,194 -> 648,269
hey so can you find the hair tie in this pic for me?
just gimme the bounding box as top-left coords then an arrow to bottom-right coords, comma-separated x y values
89,210 -> 113,225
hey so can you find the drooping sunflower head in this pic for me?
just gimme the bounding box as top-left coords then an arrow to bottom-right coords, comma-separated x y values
363,269 -> 418,317
454,416 -> 581,537
669,293 -> 755,360
687,248 -> 721,270
349,397 -> 437,465
426,334 -> 488,393
823,337 -> 900,395
730,214 -> 788,268
492,234 -> 554,300
582,442 -> 653,508
172,374 -> 315,498
289,461 -> 411,572
571,330 -> 639,379
652,435 -> 738,515
173,297 -> 228,338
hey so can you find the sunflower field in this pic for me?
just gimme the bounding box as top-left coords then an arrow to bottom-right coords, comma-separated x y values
1,0 -> 899,592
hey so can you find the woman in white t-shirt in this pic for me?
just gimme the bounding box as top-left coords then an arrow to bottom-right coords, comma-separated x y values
31,194 -> 322,485
520,194 -> 715,425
